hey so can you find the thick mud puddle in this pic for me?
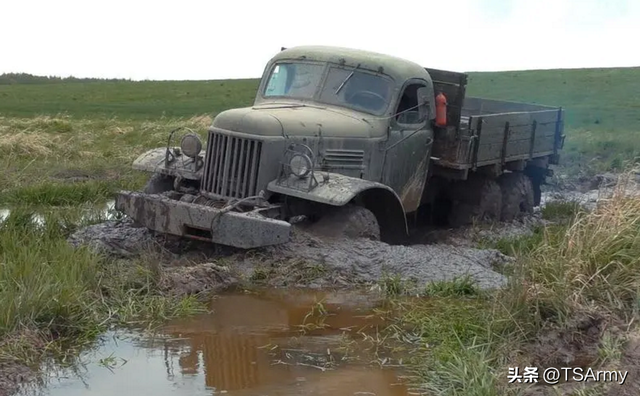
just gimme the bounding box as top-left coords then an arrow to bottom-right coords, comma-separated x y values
24,289 -> 412,396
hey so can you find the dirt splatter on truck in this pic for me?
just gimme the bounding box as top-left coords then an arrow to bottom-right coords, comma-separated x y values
114,46 -> 565,249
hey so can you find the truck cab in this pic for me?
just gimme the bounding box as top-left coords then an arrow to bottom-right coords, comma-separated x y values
209,46 -> 436,212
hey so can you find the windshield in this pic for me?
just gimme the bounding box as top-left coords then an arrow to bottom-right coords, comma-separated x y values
263,62 -> 393,115
264,63 -> 324,99
319,67 -> 392,115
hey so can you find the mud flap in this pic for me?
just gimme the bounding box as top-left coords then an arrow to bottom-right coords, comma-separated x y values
114,191 -> 291,249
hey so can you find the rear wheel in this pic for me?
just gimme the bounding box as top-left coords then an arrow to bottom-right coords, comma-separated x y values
307,205 -> 380,241
448,177 -> 502,227
498,172 -> 534,221
524,166 -> 546,207
143,173 -> 175,194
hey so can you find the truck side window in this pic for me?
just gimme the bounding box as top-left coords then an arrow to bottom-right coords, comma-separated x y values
396,83 -> 426,124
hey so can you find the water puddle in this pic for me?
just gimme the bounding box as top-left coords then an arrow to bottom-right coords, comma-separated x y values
24,289 -> 412,396
0,200 -> 117,226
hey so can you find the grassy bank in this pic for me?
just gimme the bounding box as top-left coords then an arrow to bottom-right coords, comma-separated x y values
0,115 -> 212,205
0,114 -> 210,368
382,176 -> 640,395
0,208 -> 207,366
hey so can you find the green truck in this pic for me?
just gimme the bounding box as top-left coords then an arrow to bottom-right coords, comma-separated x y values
114,45 -> 565,248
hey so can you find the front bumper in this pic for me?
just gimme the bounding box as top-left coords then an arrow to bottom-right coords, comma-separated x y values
114,191 -> 291,249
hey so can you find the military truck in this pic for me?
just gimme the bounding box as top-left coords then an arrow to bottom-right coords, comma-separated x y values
114,45 -> 565,249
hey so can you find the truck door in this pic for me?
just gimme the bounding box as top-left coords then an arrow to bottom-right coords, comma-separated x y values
381,81 -> 434,213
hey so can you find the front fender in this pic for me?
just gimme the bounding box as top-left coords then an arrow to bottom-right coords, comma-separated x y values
266,172 -> 396,206
132,148 -> 204,180
267,173 -> 409,242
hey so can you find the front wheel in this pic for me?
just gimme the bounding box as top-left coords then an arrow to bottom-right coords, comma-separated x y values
143,173 -> 175,194
306,205 -> 380,241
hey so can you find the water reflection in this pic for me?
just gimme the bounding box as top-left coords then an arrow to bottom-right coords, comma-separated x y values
159,291 -> 391,392
32,290 -> 409,396
0,208 -> 9,223
0,200 -> 116,226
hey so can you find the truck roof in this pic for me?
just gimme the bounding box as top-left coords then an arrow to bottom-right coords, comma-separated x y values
272,46 -> 431,83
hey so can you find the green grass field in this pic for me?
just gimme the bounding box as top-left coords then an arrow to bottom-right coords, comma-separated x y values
3,68 -> 639,129
2,67 -> 639,173
2,68 -> 638,128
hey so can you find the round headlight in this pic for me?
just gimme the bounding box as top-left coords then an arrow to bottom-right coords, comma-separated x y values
180,134 -> 202,158
289,154 -> 312,178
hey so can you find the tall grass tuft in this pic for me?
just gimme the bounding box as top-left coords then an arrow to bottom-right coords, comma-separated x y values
515,173 -> 640,325
0,209 -> 101,338
393,172 -> 640,395
0,208 -> 206,364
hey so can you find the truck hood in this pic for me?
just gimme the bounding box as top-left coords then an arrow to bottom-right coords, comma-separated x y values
211,105 -> 383,138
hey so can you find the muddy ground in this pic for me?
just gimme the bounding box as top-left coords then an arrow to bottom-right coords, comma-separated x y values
68,217 -> 514,294
66,172 -> 640,297
2,172 -> 639,396
0,362 -> 34,396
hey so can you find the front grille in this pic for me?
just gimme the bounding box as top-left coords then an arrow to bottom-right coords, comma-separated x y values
201,131 -> 262,199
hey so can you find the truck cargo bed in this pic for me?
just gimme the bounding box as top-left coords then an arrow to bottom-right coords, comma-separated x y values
425,68 -> 565,171
434,97 -> 565,169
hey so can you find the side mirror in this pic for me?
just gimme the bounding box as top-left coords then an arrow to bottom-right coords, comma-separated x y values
417,87 -> 433,122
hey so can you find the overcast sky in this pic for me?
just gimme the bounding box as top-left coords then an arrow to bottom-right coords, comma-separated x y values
2,0 -> 639,80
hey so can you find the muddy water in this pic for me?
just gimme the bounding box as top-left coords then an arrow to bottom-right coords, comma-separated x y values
0,200 -> 116,225
29,289 -> 411,396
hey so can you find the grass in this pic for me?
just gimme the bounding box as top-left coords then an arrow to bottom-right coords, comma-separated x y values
383,174 -> 640,395
0,78 -> 259,119
2,68 -> 639,131
1,67 -> 640,175
516,178 -> 640,323
541,200 -> 585,221
0,207 -> 207,366
0,115 -> 212,205
466,67 -> 640,174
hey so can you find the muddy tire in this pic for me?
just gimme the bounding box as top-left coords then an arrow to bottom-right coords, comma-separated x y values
448,177 -> 502,227
143,173 -> 175,194
498,172 -> 534,221
524,166 -> 545,206
307,205 -> 380,241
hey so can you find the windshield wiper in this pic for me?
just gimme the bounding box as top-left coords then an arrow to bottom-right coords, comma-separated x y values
335,64 -> 360,95
257,104 -> 307,109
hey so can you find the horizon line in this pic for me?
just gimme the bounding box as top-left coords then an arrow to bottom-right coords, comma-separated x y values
2,65 -> 640,83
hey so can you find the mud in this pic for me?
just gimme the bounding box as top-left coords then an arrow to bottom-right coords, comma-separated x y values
410,214 -> 551,248
0,361 -> 33,396
67,172 -> 640,297
611,331 -> 640,396
516,319 -> 640,396
68,217 -> 512,294
543,171 -> 640,211
529,314 -> 605,368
